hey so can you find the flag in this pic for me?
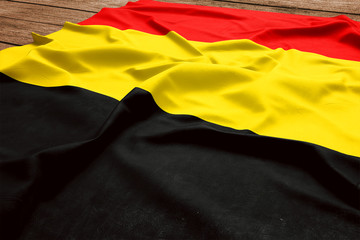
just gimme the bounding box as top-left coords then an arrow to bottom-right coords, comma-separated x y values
0,0 -> 359,239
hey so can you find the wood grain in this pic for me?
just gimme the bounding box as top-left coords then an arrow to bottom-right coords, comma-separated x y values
0,1 -> 93,49
0,1 -> 93,24
0,0 -> 359,51
8,0 -> 131,12
215,0 -> 360,15
0,17 -> 62,46
0,42 -> 17,50
159,0 -> 360,20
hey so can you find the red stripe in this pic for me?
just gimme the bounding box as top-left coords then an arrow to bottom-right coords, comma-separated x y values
79,0 -> 360,61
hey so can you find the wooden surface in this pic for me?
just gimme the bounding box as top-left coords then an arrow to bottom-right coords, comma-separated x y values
0,0 -> 359,50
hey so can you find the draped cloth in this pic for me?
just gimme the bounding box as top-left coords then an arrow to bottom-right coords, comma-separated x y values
0,0 -> 359,239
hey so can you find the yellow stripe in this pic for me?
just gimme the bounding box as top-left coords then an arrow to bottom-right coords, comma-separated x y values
1,22 -> 360,157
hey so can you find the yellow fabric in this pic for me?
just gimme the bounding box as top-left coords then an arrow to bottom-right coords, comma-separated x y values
1,22 -> 360,157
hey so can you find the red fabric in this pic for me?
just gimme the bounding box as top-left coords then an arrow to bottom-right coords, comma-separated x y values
79,0 -> 360,61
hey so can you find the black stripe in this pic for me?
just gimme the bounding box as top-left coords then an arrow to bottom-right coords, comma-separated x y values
0,73 -> 118,159
0,74 -> 359,239
0,73 -> 119,239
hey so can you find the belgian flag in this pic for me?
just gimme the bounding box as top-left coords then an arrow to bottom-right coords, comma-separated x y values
0,0 -> 359,239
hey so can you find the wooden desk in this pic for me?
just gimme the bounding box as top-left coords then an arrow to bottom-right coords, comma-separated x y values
0,0 -> 359,50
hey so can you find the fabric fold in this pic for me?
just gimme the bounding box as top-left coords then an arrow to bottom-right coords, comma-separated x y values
1,1 -> 359,239
1,80 -> 359,239
1,23 -> 360,156
80,0 -> 360,61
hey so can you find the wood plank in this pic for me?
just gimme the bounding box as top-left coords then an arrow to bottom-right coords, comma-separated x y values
159,0 -> 360,21
0,17 -> 61,49
8,0 -> 132,12
1,0 -> 359,51
0,42 -> 17,51
0,1 -> 94,25
215,0 -> 360,15
11,0 -> 360,17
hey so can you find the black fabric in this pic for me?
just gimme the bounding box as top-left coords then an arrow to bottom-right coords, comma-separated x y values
0,73 -> 119,239
0,74 -> 359,239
